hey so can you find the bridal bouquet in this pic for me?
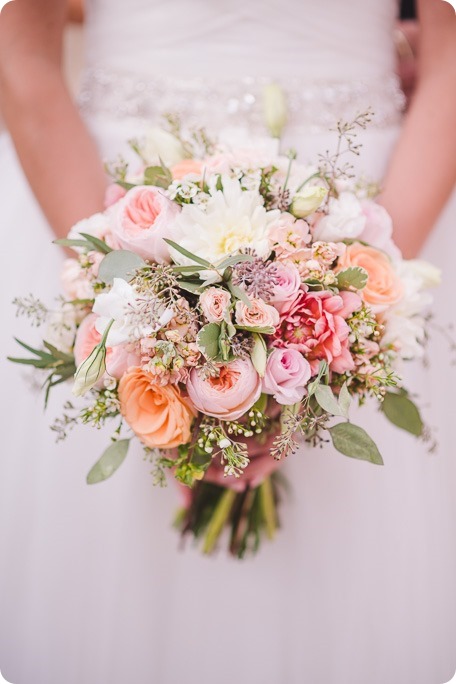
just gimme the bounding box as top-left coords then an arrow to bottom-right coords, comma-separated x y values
10,113 -> 439,557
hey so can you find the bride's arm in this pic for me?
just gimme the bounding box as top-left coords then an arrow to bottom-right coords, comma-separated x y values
380,0 -> 456,258
0,0 -> 106,239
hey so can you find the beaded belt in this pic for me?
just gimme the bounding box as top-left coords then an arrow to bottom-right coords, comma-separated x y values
78,67 -> 405,134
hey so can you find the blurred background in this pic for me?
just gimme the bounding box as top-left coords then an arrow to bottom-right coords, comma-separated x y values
0,0 -> 417,134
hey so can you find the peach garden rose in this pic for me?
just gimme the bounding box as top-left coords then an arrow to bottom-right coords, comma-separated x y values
118,368 -> 195,449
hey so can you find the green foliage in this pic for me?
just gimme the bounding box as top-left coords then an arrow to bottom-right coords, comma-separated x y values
98,249 -> 145,284
8,338 -> 76,407
54,232 -> 112,254
163,239 -> 212,268
329,422 -> 383,465
197,323 -> 221,360
315,383 -> 350,419
336,266 -> 368,290
86,439 -> 130,484
143,163 -> 173,189
381,390 -> 424,437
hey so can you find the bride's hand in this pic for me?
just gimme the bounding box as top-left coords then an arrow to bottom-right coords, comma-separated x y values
0,0 -> 106,240
381,0 -> 456,257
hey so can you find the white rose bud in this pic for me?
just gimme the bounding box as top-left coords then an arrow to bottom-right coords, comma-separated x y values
72,343 -> 107,397
262,83 -> 288,139
141,127 -> 186,167
291,186 -> 328,218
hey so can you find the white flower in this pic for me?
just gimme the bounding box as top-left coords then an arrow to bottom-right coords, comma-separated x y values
313,192 -> 366,242
291,185 -> 328,218
382,259 -> 439,360
171,175 -> 280,266
140,127 -> 185,167
93,278 -> 174,346
68,212 -> 112,247
72,344 -> 107,397
262,83 -> 288,138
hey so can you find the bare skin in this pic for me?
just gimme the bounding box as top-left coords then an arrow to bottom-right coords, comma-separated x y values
381,0 -> 456,257
0,0 -> 455,255
0,0 -> 106,240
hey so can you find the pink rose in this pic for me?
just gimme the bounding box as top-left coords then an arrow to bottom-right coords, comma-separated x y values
263,348 -> 311,405
269,262 -> 302,313
273,289 -> 362,374
74,313 -> 141,381
235,298 -> 279,329
104,183 -> 127,209
359,200 -> 401,259
200,287 -> 231,323
187,358 -> 261,420
112,185 -> 180,263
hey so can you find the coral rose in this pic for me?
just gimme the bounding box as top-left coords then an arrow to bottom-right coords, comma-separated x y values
235,298 -> 279,329
112,185 -> 180,263
273,289 -> 362,374
200,287 -> 231,323
171,159 -> 204,180
337,242 -> 403,311
187,358 -> 261,421
118,368 -> 195,449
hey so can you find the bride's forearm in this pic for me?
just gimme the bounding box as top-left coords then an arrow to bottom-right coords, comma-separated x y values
0,0 -> 106,240
380,0 -> 456,258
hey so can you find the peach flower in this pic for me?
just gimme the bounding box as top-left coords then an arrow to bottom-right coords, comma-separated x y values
112,185 -> 180,263
118,368 -> 195,449
171,159 -> 204,180
337,242 -> 403,311
187,358 -> 261,420
235,298 -> 280,329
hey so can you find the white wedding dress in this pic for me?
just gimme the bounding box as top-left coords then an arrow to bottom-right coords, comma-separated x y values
1,1 -> 456,683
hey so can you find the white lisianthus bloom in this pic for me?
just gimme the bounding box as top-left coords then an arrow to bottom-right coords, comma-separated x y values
171,175 -> 280,267
93,278 -> 174,346
140,127 -> 185,167
291,186 -> 328,218
313,191 -> 366,242
382,259 -> 440,360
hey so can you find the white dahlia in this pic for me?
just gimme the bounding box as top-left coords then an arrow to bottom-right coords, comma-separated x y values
171,175 -> 280,266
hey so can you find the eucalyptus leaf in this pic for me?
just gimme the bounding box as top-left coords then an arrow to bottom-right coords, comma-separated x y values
315,384 -> 342,416
197,323 -> 221,360
86,439 -> 130,484
381,391 -> 423,437
338,382 -> 351,419
329,423 -> 383,465
336,266 -> 368,291
98,250 -> 145,284
164,239 -> 212,268
178,280 -> 205,294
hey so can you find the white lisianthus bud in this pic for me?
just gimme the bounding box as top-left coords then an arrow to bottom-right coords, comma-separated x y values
262,83 -> 288,139
72,344 -> 107,397
141,127 -> 186,166
291,186 -> 328,218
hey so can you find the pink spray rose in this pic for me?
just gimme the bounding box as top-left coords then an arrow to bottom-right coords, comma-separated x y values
187,358 -> 261,421
235,298 -> 280,329
112,185 -> 180,263
273,289 -> 362,374
269,262 -> 302,313
263,348 -> 311,405
200,287 -> 231,323
74,313 -> 141,381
